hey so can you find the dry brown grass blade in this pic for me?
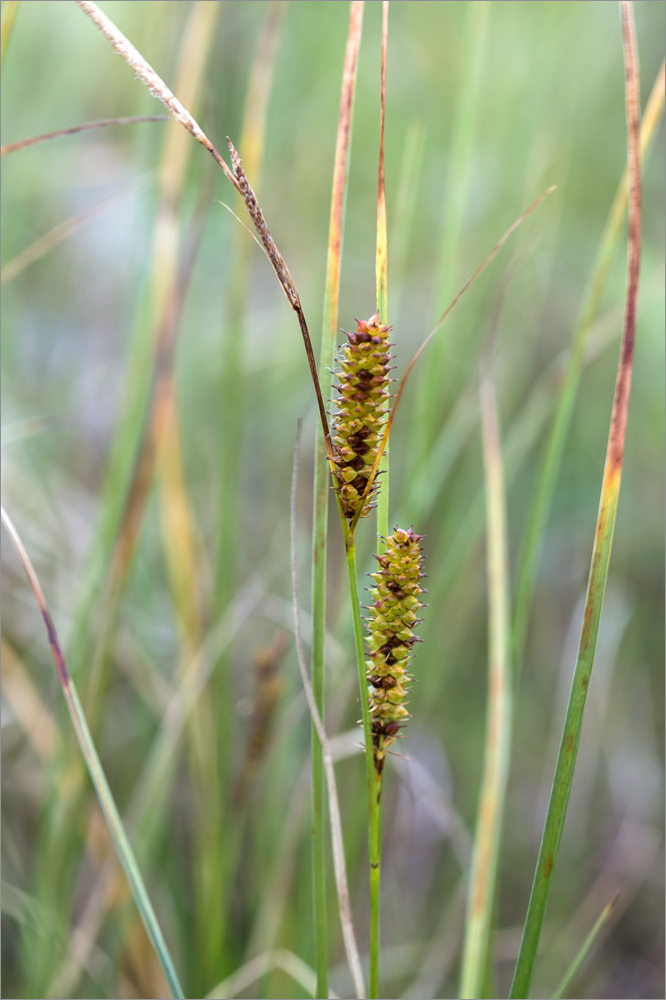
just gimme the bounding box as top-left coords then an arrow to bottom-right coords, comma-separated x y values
1,116 -> 168,156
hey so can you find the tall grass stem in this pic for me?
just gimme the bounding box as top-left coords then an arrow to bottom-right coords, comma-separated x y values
509,4 -> 641,994
1,507 -> 185,1000
311,5 -> 364,994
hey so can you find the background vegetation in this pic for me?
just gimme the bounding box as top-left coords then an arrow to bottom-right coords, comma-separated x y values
1,2 -> 664,998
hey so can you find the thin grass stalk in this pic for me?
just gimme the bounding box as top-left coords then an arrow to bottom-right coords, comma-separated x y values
509,5 -> 641,995
1,507 -> 185,1000
206,948 -> 318,1000
369,7 -> 390,996
391,120 -> 426,319
511,56 -> 664,671
552,892 -> 619,1000
292,425 -> 366,1000
414,0 -> 490,459
459,365 -> 512,999
214,0 -> 283,625
209,3 -> 285,985
375,0 -> 390,553
17,168 -> 194,1000
1,116 -> 168,155
0,173 -> 155,287
93,8 -> 224,986
344,531 -> 382,998
47,583 -> 265,1000
311,4 -> 364,995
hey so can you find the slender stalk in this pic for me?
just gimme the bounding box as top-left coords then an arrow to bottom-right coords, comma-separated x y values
459,366 -> 512,998
552,893 -> 620,1000
311,5 -> 364,995
1,507 -> 184,1000
292,426 -> 366,1000
1,116 -> 167,155
510,4 -> 641,995
370,8 -> 389,996
375,1 -> 390,553
415,0 -> 490,459
511,57 -> 664,671
345,532 -> 382,998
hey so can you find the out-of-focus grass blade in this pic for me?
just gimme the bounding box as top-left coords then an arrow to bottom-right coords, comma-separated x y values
1,0 -> 19,65
310,4 -> 364,996
1,506 -> 185,1000
390,119 -> 426,317
206,948 -> 318,1000
214,0 -> 284,625
292,424 -> 366,1000
459,360 -> 512,999
0,174 -> 155,286
415,0 -> 490,459
552,892 -> 620,1000
1,116 -> 167,155
512,56 -> 664,670
509,4 -> 642,996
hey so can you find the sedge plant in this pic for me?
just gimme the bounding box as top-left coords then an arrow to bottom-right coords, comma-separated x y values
2,4 -> 662,1000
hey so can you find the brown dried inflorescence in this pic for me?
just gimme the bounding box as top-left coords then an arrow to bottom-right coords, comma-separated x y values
331,313 -> 391,520
366,526 -> 425,773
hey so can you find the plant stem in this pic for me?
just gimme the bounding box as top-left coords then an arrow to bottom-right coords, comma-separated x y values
509,4 -> 641,994
311,6 -> 364,993
459,366 -> 512,998
346,532 -> 382,998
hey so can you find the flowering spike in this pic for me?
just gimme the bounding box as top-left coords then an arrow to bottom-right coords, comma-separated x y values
331,313 -> 391,519
365,526 -> 425,773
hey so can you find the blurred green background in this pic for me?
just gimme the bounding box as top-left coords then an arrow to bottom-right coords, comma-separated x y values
1,2 -> 664,998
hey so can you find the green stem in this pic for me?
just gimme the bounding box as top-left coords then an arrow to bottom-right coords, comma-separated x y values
345,532 -> 382,998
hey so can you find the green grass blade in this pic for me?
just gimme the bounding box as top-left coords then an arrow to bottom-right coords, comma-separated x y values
311,5 -> 364,995
509,5 -> 642,994
552,893 -> 620,1000
511,56 -> 664,671
1,506 -> 184,1000
415,0 -> 490,458
292,425 -> 366,1000
346,532 -> 382,999
459,366 -> 512,999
